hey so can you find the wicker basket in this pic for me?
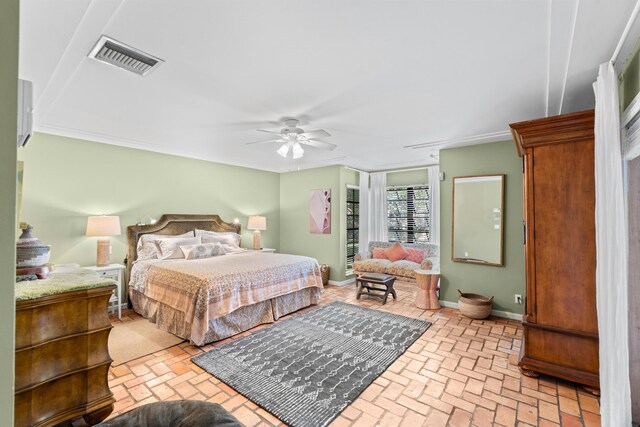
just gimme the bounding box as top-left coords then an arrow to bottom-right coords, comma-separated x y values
458,289 -> 493,319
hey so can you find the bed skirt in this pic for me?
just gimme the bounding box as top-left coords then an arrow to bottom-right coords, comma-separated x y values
129,287 -> 321,346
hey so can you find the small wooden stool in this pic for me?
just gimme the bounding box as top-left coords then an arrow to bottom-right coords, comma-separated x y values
356,273 -> 396,305
415,269 -> 441,310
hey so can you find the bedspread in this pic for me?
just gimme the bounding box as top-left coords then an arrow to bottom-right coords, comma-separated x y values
130,252 -> 323,345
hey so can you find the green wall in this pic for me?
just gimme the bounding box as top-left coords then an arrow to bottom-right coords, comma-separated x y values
18,133 -> 281,298
621,41 -> 640,111
18,133 -> 363,296
279,165 -> 358,282
0,0 -> 18,421
440,141 -> 525,314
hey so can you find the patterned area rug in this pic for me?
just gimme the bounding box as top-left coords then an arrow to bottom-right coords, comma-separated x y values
192,301 -> 431,427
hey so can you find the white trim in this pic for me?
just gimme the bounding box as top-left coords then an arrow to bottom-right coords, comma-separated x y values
369,160 -> 439,173
611,0 -> 640,68
328,278 -> 356,287
544,0 -> 552,117
558,0 -> 580,115
403,130 -> 511,150
439,300 -> 523,321
386,167 -> 429,174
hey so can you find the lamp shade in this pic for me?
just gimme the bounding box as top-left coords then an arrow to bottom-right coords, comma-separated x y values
247,216 -> 267,231
86,215 -> 121,237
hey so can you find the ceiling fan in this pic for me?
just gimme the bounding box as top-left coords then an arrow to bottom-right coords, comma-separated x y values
246,119 -> 336,159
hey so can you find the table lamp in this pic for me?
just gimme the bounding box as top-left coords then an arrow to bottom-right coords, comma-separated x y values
86,215 -> 121,266
247,216 -> 266,250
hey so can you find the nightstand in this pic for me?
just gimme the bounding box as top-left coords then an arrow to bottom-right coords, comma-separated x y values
84,263 -> 124,319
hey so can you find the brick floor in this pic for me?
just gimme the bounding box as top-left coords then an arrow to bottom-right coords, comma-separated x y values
103,283 -> 600,426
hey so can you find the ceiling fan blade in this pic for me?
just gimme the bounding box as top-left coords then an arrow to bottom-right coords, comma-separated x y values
299,139 -> 337,151
245,139 -> 286,145
257,129 -> 283,135
300,129 -> 331,139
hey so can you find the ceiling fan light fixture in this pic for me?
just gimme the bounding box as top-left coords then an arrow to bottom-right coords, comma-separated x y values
292,142 -> 304,159
277,143 -> 290,158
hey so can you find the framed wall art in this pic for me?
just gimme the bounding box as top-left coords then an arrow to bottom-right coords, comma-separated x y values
310,189 -> 331,234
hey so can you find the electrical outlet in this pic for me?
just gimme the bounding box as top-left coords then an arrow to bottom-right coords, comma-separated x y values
515,294 -> 523,304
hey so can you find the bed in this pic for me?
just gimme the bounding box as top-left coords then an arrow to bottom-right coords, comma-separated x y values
126,214 -> 323,346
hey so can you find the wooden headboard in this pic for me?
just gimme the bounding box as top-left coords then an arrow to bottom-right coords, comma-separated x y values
126,214 -> 241,279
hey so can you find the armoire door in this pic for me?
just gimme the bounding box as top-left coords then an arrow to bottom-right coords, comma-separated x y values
530,142 -> 597,333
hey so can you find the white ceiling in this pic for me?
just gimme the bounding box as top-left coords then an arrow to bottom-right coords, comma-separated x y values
19,0 -> 636,172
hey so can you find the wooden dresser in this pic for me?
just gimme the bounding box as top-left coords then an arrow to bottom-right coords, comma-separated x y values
510,109 -> 599,391
15,270 -> 116,426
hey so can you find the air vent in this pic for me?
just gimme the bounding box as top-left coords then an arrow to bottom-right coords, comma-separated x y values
88,36 -> 163,76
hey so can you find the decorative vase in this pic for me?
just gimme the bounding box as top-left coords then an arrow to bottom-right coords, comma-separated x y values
16,224 -> 51,268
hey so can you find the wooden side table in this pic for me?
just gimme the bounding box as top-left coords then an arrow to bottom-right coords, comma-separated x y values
415,269 -> 441,310
356,273 -> 396,305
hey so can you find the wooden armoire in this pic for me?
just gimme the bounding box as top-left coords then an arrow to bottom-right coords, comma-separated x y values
509,109 -> 599,391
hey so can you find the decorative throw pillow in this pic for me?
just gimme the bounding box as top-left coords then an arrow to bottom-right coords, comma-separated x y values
405,248 -> 425,264
136,231 -> 194,260
180,242 -> 225,260
195,230 -> 241,246
154,236 -> 201,260
200,233 -> 241,252
372,247 -> 387,259
384,242 -> 409,262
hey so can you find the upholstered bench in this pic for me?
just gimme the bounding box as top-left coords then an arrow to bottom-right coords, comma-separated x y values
97,400 -> 243,427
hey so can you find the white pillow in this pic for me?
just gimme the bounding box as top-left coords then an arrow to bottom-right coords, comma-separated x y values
180,242 -> 225,260
201,237 -> 240,253
154,236 -> 202,260
136,231 -> 194,260
195,230 -> 241,246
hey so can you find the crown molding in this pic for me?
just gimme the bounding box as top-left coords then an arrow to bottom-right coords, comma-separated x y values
403,130 -> 512,150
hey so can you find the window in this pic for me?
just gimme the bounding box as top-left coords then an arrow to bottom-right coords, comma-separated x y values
346,186 -> 359,270
387,185 -> 430,243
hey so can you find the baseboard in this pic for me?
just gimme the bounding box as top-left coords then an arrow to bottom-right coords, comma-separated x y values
109,302 -> 128,313
439,300 -> 523,321
328,278 -> 356,287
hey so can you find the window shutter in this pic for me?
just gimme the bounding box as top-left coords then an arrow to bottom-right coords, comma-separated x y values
387,185 -> 430,244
